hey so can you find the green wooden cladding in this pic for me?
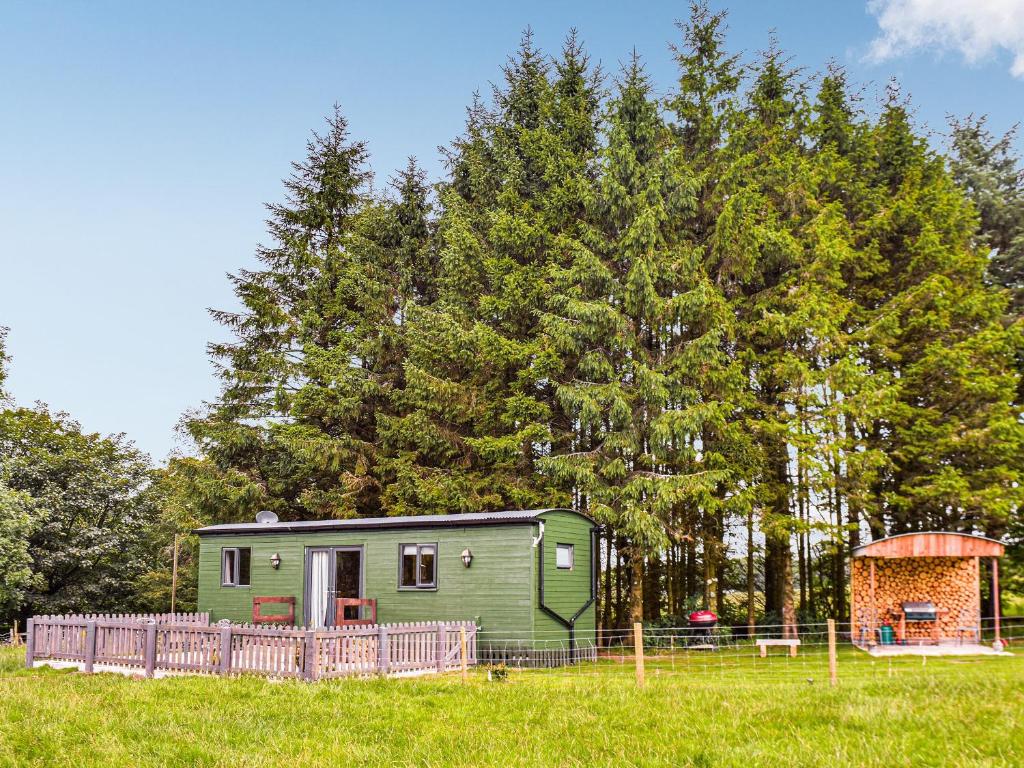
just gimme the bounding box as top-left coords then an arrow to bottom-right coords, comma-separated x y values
197,510 -> 595,646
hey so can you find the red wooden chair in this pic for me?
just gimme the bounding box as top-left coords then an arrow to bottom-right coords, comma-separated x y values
334,597 -> 377,626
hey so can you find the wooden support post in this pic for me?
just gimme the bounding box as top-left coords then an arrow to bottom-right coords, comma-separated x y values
219,623 -> 232,676
170,534 -> 180,614
868,558 -> 877,647
144,621 -> 157,679
302,630 -> 316,681
459,625 -> 468,682
84,620 -> 96,674
827,619 -> 837,687
24,618 -> 34,669
992,557 -> 1002,645
633,622 -> 645,687
11,619 -> 19,647
377,625 -> 390,675
435,624 -> 446,674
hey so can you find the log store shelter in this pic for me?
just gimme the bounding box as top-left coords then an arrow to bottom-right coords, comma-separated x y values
851,532 -> 1005,650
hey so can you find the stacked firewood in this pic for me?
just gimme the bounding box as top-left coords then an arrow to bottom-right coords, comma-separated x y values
852,556 -> 979,641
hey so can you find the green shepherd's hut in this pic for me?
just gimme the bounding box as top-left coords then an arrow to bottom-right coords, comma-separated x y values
195,508 -> 598,662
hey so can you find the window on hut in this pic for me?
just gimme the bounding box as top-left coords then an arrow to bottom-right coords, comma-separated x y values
556,543 -> 574,570
221,547 -> 251,587
399,543 -> 437,589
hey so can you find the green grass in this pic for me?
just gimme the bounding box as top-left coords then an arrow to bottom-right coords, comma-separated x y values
2,644 -> 1022,767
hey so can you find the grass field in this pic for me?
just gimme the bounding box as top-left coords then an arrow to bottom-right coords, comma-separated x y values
1,644 -> 1022,767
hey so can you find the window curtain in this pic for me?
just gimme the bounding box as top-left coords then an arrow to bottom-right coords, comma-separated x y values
309,550 -> 330,628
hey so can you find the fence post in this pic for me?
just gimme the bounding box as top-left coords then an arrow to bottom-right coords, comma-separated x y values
84,620 -> 97,674
827,619 -> 837,687
12,619 -> 19,647
435,623 -> 446,674
633,622 -> 645,687
377,625 -> 390,675
144,620 -> 157,679
459,625 -> 468,682
219,622 -> 232,676
24,618 -> 34,669
302,630 -> 317,681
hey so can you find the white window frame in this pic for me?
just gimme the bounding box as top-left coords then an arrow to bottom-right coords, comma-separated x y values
221,547 -> 251,587
398,543 -> 437,590
556,543 -> 574,570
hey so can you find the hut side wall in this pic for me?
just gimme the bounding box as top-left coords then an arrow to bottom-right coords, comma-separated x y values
851,557 -> 979,641
197,524 -> 537,640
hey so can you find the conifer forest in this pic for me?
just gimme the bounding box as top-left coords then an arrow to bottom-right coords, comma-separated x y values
4,4 -> 1024,635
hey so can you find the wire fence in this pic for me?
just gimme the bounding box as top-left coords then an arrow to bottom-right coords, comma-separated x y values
470,616 -> 1024,685
9,616 -> 1022,686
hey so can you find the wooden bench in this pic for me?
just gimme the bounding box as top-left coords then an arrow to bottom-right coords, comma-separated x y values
755,638 -> 801,658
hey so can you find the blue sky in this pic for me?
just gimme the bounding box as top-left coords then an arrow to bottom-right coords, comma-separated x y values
2,0 -> 1023,462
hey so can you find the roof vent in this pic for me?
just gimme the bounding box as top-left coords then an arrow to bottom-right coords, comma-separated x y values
255,510 -> 279,525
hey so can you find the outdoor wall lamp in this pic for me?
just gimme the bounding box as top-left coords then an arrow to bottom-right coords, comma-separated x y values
270,552 -> 281,570
461,548 -> 473,568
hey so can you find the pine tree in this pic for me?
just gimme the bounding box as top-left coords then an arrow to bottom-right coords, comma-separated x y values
541,54 -> 726,624
385,158 -> 438,307
949,117 -> 1024,311
188,106 -> 408,519
858,91 -> 1024,539
804,64 -> 878,618
387,31 -> 602,514
711,41 -> 814,634
666,1 -> 753,618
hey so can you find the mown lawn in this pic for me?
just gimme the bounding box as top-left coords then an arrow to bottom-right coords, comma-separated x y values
1,644 -> 1021,767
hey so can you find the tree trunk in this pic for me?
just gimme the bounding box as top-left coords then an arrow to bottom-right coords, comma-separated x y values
766,436 -> 795,633
615,536 -> 625,630
781,536 -> 797,639
602,528 -> 613,643
643,554 -> 660,620
805,520 -> 815,617
629,547 -> 644,625
797,456 -> 807,614
685,538 -> 697,602
703,536 -> 714,610
746,507 -> 756,636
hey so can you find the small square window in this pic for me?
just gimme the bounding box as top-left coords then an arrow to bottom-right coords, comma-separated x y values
556,543 -> 574,570
221,547 -> 251,586
399,543 -> 437,589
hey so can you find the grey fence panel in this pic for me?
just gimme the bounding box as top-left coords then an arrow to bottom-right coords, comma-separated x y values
25,614 -> 479,680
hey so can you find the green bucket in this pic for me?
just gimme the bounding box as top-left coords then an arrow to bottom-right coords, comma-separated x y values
879,624 -> 895,645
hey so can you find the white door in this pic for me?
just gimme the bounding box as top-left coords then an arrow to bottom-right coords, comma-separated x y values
308,549 -> 331,629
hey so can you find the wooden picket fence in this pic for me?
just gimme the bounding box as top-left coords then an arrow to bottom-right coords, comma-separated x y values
24,614 -> 477,680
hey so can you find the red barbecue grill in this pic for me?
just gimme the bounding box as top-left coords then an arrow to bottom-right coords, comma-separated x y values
687,610 -> 718,643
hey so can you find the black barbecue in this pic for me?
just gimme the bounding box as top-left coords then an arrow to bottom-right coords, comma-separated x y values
902,601 -> 938,621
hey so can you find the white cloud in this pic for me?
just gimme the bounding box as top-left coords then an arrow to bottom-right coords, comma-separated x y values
867,0 -> 1024,78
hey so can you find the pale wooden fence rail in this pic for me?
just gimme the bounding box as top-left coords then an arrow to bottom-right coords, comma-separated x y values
25,614 -> 477,681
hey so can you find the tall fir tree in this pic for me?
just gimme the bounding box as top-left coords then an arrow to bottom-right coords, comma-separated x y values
541,54 -> 725,623
389,31 -> 602,514
666,2 -> 754,618
948,117 -> 1024,312
856,90 -> 1024,539
188,106 -> 417,519
711,41 -> 814,633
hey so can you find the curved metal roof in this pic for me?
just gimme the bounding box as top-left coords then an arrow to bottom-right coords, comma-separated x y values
194,508 -> 593,536
851,531 -> 1004,558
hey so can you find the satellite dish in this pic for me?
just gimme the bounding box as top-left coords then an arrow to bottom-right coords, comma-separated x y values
255,510 -> 279,525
